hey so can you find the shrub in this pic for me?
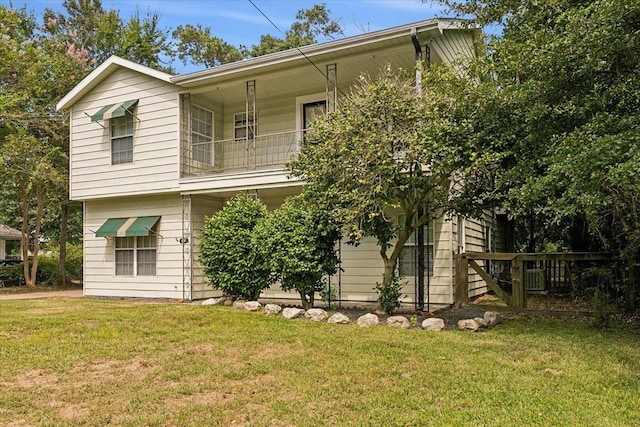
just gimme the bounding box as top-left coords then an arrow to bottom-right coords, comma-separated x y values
375,274 -> 405,314
254,197 -> 341,309
36,255 -> 59,285
0,262 -> 24,287
199,194 -> 272,300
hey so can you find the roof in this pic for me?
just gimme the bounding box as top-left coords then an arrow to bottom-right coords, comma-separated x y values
0,224 -> 21,239
172,18 -> 480,88
56,18 -> 480,109
56,56 -> 174,111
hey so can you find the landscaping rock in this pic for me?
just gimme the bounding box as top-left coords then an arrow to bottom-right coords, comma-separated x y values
422,318 -> 445,331
304,308 -> 328,322
232,300 -> 246,310
244,301 -> 262,312
484,311 -> 501,326
458,319 -> 480,331
223,299 -> 233,306
327,312 -> 351,324
264,304 -> 282,316
201,298 -> 220,306
282,307 -> 305,319
474,317 -> 489,327
357,313 -> 379,327
386,316 -> 411,329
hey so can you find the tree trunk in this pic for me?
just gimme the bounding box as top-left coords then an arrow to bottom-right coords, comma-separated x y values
299,292 -> 312,310
57,202 -> 68,286
20,190 -> 33,287
30,185 -> 45,286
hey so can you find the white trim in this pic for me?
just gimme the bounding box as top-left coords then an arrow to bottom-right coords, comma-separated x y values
56,56 -> 174,111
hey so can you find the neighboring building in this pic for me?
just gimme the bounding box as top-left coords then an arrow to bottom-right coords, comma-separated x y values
57,18 -> 501,309
0,224 -> 21,259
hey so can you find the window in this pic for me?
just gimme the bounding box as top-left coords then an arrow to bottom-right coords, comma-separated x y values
115,234 -> 157,276
303,100 -> 326,129
191,104 -> 213,164
111,111 -> 134,165
234,112 -> 258,140
398,215 -> 434,278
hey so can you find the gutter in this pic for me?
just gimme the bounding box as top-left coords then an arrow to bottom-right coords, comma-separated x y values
171,18 -> 470,87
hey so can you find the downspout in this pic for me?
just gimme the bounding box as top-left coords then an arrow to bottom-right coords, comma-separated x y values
412,28 -> 425,311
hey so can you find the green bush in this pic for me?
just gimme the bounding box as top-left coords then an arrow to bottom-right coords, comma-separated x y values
36,255 -> 59,285
199,194 -> 272,300
65,244 -> 83,281
254,197 -> 341,309
0,262 -> 24,287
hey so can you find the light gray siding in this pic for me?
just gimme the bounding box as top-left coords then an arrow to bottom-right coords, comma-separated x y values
84,194 -> 184,299
70,68 -> 181,201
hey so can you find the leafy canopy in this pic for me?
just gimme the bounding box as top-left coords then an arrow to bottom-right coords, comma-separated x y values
289,64 -> 485,288
441,0 -> 640,255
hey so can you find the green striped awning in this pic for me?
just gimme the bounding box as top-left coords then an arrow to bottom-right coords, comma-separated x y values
90,99 -> 138,122
95,216 -> 160,238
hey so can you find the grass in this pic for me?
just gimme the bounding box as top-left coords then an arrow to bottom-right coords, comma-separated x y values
0,298 -> 639,426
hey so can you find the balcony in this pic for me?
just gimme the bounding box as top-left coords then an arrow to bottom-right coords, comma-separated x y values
182,129 -> 304,177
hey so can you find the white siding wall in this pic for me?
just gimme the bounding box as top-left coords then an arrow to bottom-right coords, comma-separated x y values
84,194 -> 184,299
430,30 -> 477,68
70,68 -> 181,201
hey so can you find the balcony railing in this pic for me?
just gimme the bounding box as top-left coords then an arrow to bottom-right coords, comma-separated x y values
183,129 -> 304,177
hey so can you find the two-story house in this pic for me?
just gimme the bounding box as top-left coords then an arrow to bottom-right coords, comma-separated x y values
57,18 -> 504,309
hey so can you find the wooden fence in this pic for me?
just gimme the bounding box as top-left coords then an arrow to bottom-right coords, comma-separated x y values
454,252 -> 637,312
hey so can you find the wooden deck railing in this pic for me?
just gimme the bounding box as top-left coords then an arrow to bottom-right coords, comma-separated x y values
455,252 -> 636,311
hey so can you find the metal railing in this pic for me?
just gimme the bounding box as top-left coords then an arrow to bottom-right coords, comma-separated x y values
183,129 -> 303,177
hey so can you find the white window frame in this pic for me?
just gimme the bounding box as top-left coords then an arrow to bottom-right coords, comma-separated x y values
114,234 -> 157,277
234,111 -> 258,141
457,215 -> 466,254
397,214 -> 435,278
110,111 -> 134,165
191,104 -> 214,164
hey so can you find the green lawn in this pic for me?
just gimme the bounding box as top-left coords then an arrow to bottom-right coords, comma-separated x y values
0,298 -> 638,426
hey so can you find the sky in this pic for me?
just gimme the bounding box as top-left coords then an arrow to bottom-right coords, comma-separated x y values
4,0 -> 452,73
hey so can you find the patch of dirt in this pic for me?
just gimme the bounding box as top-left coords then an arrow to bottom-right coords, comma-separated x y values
11,369 -> 58,389
58,404 -> 90,420
70,356 -> 157,387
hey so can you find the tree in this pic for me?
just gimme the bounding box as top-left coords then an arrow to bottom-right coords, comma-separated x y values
172,24 -> 242,68
254,196 -> 341,309
289,64 -> 484,294
0,129 -> 66,287
0,5 -> 89,285
243,4 -> 343,57
440,0 -> 640,256
43,0 -> 173,72
173,4 -> 342,67
199,194 -> 272,300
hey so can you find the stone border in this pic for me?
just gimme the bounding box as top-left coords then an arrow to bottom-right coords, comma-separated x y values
201,297 -> 502,331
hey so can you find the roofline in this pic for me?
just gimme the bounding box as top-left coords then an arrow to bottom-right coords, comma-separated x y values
56,56 -> 174,111
172,18 -> 479,87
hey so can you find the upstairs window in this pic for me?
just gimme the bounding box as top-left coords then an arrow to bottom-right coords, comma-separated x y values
191,104 -> 213,164
234,112 -> 258,140
111,111 -> 134,165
